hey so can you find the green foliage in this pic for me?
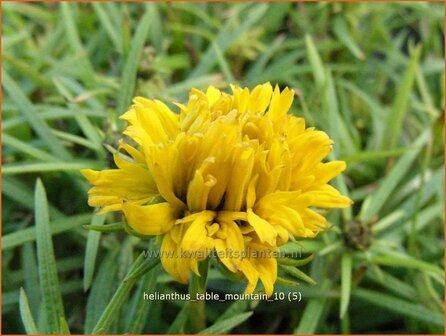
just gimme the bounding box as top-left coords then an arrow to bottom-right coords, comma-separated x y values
2,2 -> 444,334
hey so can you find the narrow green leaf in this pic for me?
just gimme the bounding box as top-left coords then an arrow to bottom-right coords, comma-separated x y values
60,2 -> 96,87
365,269 -> 416,300
2,68 -> 71,160
324,69 -> 357,156
52,129 -> 101,151
92,252 -> 151,334
71,105 -> 103,151
341,147 -> 411,163
3,160 -> 102,175
124,254 -> 161,281
416,66 -> 440,118
166,302 -> 190,334
3,52 -> 52,87
19,288 -> 38,335
2,176 -> 63,218
275,276 -> 300,287
212,42 -> 235,83
34,179 -> 68,334
332,16 -> 364,60
116,5 -> 152,115
83,213 -> 106,291
85,250 -> 119,334
4,282 -> 81,319
2,133 -> 60,162
83,222 -> 124,232
246,34 -> 285,81
280,265 -> 316,285
353,288 -> 444,327
277,254 -> 314,267
189,3 -> 267,79
370,253 -> 443,277
125,264 -> 160,333
189,259 -> 210,333
294,279 -> 331,334
92,2 -> 123,53
215,299 -> 251,324
340,252 -> 352,318
305,34 -> 326,88
3,106 -> 106,131
385,45 -> 422,149
22,243 -> 40,320
198,312 -> 253,334
360,129 -> 429,222
2,213 -> 91,250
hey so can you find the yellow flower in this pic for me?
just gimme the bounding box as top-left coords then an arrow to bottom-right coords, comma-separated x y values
81,83 -> 352,296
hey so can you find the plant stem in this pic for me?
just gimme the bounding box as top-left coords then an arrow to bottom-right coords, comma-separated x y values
188,258 -> 209,333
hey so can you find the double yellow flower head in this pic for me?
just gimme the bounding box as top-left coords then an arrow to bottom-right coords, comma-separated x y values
82,83 -> 352,296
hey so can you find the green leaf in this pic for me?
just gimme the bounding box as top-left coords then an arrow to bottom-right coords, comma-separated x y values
19,288 -> 38,334
365,269 -> 416,300
83,213 -> 106,291
353,288 -> 444,327
2,133 -> 60,162
332,16 -> 364,60
189,3 -> 267,79
70,105 -> 103,152
116,4 -> 153,116
277,254 -> 314,267
384,45 -> 422,149
369,252 -> 443,277
124,254 -> 161,281
275,276 -> 300,287
92,2 -> 123,53
83,222 -> 124,232
60,2 -> 96,87
2,160 -> 102,175
2,213 -> 91,250
279,265 -> 316,285
340,252 -> 352,318
212,41 -> 235,83
85,250 -> 119,334
188,259 -> 210,333
22,243 -> 40,320
52,129 -> 100,151
34,179 -> 68,334
341,147 -> 411,163
92,252 -> 155,334
360,129 -> 429,223
294,279 -> 331,334
305,34 -> 326,88
166,302 -> 190,334
125,264 -> 160,333
215,299 -> 251,324
198,312 -> 253,334
2,68 -> 71,160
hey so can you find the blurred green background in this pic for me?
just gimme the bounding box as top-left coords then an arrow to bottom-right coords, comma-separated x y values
2,2 -> 444,334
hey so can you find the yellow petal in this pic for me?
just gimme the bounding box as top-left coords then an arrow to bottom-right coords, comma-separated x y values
181,211 -> 215,252
257,255 -> 277,297
249,82 -> 272,114
206,86 -> 221,106
81,167 -> 158,214
312,161 -> 346,185
122,202 -> 180,235
246,209 -> 277,246
306,184 -> 353,208
239,259 -> 259,294
268,85 -> 294,125
160,232 -> 189,284
214,219 -> 244,272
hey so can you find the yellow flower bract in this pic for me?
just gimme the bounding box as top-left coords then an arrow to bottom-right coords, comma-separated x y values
82,83 -> 352,296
